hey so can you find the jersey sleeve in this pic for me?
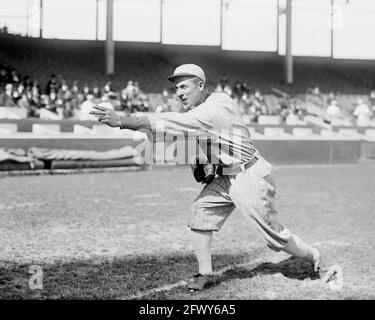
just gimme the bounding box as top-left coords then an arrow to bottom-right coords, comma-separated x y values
119,104 -> 215,136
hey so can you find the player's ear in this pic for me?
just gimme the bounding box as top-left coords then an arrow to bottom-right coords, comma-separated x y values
198,80 -> 205,91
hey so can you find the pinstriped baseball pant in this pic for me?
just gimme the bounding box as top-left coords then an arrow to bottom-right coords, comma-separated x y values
188,156 -> 292,251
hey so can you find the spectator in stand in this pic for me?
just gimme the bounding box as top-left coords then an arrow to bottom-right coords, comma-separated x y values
22,75 -> 33,91
369,90 -> 375,119
0,83 -> 17,107
220,73 -> 228,88
60,80 -> 68,95
11,84 -> 22,105
254,89 -> 264,103
131,82 -> 149,113
80,92 -> 98,121
120,84 -> 128,111
30,80 -> 41,108
285,108 -> 300,124
239,92 -> 251,115
103,81 -> 113,95
214,83 -> 224,93
215,74 -> 232,95
232,81 -> 242,101
306,85 -> 324,108
77,90 -> 86,110
57,74 -> 65,87
16,83 -> 25,96
134,82 -> 140,96
120,80 -> 149,113
10,68 -> 20,85
71,80 -> 79,95
327,92 -> 336,105
39,94 -> 48,109
93,85 -> 101,99
325,100 -> 342,124
155,105 -> 164,113
46,74 -> 60,95
353,99 -> 371,126
241,82 -> 250,95
56,97 -> 66,119
69,80 -> 80,110
60,83 -> 75,118
31,79 -> 41,95
54,83 -> 73,119
124,80 -> 135,100
46,91 -> 58,114
0,66 -> 9,87
312,86 -> 320,95
162,88 -> 169,103
17,92 -> 31,116
121,80 -> 135,111
82,83 -> 90,100
248,103 -> 261,123
26,90 -> 40,118
251,90 -> 267,116
98,93 -> 114,111
133,92 -> 149,113
278,103 -> 290,123
293,100 -> 307,120
38,91 -> 63,120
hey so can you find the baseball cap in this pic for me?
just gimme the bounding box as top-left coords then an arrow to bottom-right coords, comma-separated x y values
167,64 -> 206,83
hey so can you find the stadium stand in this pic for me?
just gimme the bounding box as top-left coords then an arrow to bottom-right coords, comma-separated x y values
0,34 -> 372,93
1,33 -> 375,171
2,33 -> 375,126
2,33 -> 375,94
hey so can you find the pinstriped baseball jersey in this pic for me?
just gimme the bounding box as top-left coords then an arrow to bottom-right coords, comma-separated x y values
121,92 -> 258,167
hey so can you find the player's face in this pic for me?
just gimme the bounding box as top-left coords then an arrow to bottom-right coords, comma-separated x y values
174,76 -> 204,109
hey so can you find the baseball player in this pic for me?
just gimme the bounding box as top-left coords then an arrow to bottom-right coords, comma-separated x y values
90,64 -> 340,291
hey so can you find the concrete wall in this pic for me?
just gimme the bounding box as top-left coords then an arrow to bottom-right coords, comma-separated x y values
1,119 -> 373,166
253,139 -> 361,165
0,135 -> 371,166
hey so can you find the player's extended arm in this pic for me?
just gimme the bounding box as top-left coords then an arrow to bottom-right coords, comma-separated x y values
90,105 -> 211,136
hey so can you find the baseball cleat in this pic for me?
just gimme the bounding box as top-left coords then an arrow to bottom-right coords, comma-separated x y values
319,265 -> 343,290
187,273 -> 216,291
312,248 -> 343,290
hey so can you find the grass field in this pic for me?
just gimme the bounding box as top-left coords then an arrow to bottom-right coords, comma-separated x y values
0,163 -> 375,300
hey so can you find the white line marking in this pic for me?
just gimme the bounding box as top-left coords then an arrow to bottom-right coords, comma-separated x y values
123,259 -> 264,300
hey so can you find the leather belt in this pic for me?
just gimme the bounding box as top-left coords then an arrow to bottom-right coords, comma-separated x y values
220,156 -> 258,176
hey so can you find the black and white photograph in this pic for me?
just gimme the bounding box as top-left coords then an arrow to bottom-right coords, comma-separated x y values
0,0 -> 374,306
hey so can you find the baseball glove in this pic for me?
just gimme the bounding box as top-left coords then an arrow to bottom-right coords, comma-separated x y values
191,162 -> 217,184
191,138 -> 217,184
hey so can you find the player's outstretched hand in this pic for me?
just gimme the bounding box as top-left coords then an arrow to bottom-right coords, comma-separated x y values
90,105 -> 121,127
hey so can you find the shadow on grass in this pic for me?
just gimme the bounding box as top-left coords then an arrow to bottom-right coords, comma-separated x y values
0,254 -> 319,300
136,256 -> 320,299
219,256 -> 320,284
0,252 -> 247,300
